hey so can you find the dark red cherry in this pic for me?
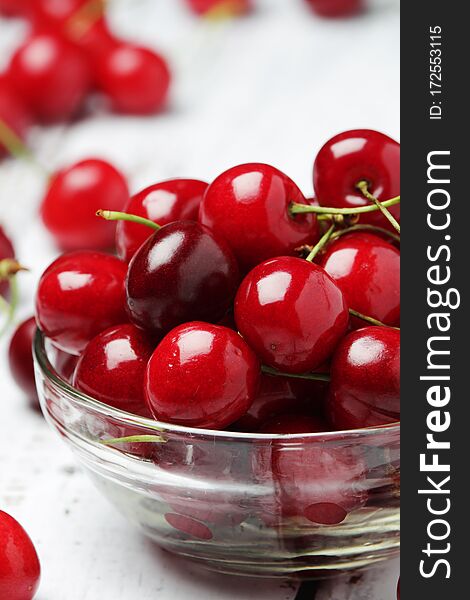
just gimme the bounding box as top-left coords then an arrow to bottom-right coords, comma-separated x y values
8,317 -> 38,406
35,251 -> 127,355
126,220 -> 239,336
397,578 -> 400,600
116,179 -> 208,262
258,412 -> 328,434
327,326 -> 400,430
313,129 -> 400,229
185,0 -> 252,15
145,322 -> 260,429
73,324 -> 155,416
0,0 -> 30,16
0,511 -> 41,600
95,42 -> 171,114
254,414 -> 366,525
0,224 -> 15,298
41,158 -> 129,251
305,0 -> 363,18
0,78 -> 32,159
199,163 -> 318,271
320,233 -> 400,327
235,256 -> 349,373
8,33 -> 91,122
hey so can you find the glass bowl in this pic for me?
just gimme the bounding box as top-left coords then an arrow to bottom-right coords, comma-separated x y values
33,329 -> 400,579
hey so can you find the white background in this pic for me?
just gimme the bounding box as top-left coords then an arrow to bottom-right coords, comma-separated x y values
0,0 -> 399,598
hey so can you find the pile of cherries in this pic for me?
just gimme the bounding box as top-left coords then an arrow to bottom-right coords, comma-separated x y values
13,128 -> 400,437
185,0 -> 364,18
0,0 -> 171,159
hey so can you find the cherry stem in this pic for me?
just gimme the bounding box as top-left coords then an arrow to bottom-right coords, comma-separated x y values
66,0 -> 106,40
206,1 -> 246,19
0,275 -> 19,338
261,365 -> 331,382
329,224 -> 400,244
101,434 -> 165,445
349,308 -> 399,329
0,119 -> 49,176
290,196 -> 400,216
0,259 -> 28,280
356,181 -> 401,234
305,223 -> 335,262
96,210 -> 161,230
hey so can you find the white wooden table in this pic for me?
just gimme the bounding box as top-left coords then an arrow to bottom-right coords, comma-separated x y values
1,1 -> 399,597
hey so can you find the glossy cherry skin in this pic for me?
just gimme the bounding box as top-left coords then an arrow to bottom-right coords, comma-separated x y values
8,317 -> 39,406
41,158 -> 129,250
185,0 -> 252,15
0,78 -> 32,158
73,324 -> 155,416
327,326 -> 400,430
235,256 -> 349,374
95,42 -> 171,114
0,511 -> 41,600
0,224 -> 15,298
305,0 -> 363,18
145,322 -> 260,429
253,414 -> 366,525
116,179 -> 208,262
199,163 -> 318,272
8,33 -> 91,122
320,233 -> 400,327
126,220 -> 240,336
35,251 -> 128,355
313,129 -> 400,229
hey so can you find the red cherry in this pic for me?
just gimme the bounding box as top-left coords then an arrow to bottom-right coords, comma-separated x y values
126,220 -> 239,336
258,412 -> 328,434
313,129 -> 400,229
320,233 -> 400,327
327,326 -> 400,430
305,0 -> 363,18
0,224 -> 15,298
145,322 -> 260,429
8,317 -> 38,406
397,578 -> 400,600
0,0 -> 30,16
35,251 -> 127,355
235,256 -> 349,374
199,163 -> 318,271
254,414 -> 366,525
116,179 -> 208,262
95,42 -> 171,114
73,323 -> 155,416
8,33 -> 91,122
0,511 -> 41,600
0,78 -> 32,158
41,158 -> 129,251
185,0 -> 252,15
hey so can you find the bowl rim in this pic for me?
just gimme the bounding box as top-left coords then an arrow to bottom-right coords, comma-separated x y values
34,328 -> 400,442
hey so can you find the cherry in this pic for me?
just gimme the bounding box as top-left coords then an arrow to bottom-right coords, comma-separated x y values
199,163 -> 318,271
126,220 -> 239,336
8,316 -> 39,406
320,232 -> 400,328
185,0 -> 252,16
8,33 -> 91,122
145,322 -> 260,429
116,179 -> 208,262
0,0 -> 30,16
327,326 -> 400,430
73,323 -> 155,416
0,78 -> 32,159
313,129 -> 400,229
397,578 -> 400,600
235,256 -> 349,374
35,251 -> 127,355
0,510 -> 41,600
0,225 -> 15,298
95,42 -> 171,114
253,414 -> 366,525
41,158 -> 129,251
305,0 -> 363,18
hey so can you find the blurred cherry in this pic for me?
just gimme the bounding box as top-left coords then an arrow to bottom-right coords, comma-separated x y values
0,225 -> 15,298
8,316 -> 39,407
0,77 -> 32,159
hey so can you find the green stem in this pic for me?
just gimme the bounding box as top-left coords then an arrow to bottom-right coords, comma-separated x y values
349,308 -> 399,329
0,276 -> 19,338
290,196 -> 400,216
96,210 -> 161,230
329,224 -> 400,244
356,181 -> 401,234
261,365 -> 330,382
66,0 -> 106,40
0,259 -> 28,280
305,223 -> 335,262
100,434 -> 166,445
